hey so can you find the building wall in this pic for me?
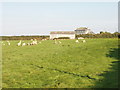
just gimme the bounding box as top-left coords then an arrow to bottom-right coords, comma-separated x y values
50,34 -> 75,39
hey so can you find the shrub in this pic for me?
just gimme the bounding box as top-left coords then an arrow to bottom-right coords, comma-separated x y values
57,37 -> 70,39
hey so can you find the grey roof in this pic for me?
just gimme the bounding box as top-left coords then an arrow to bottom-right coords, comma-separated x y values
75,29 -> 90,31
75,27 -> 88,30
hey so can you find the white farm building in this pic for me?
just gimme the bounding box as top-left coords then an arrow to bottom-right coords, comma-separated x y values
50,31 -> 75,39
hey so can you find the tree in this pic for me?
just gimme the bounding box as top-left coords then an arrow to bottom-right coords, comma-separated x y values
100,31 -> 104,34
104,31 -> 111,34
114,32 -> 119,34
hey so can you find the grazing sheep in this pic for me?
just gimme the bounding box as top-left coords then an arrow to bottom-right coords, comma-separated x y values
34,39 -> 38,44
54,40 -> 62,44
17,40 -> 22,46
33,41 -> 37,45
82,40 -> 86,43
59,41 -> 61,44
75,40 -> 79,43
30,40 -> 38,45
54,41 -> 57,44
1,42 -> 5,45
22,43 -> 26,46
31,39 -> 33,41
54,40 -> 58,44
7,41 -> 10,45
8,42 -> 10,45
42,39 -> 44,41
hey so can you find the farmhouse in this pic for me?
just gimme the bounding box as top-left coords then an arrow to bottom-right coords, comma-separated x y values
75,27 -> 94,35
50,31 -> 75,39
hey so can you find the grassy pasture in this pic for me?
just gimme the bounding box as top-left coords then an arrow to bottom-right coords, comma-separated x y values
2,38 -> 119,88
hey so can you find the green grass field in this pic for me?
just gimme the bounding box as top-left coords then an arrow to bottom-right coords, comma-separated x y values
2,38 -> 119,88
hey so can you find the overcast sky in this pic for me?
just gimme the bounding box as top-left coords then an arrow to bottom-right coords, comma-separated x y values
1,2 -> 118,36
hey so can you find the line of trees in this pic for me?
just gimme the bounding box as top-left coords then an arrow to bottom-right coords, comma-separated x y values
76,32 -> 120,38
1,36 -> 49,40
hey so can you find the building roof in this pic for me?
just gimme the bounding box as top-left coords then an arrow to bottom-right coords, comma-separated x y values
50,31 -> 75,34
75,27 -> 88,30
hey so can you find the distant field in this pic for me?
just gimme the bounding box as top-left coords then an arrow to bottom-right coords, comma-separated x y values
2,38 -> 119,88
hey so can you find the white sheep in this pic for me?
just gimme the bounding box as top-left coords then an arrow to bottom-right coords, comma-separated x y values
59,41 -> 61,44
31,39 -> 33,41
1,41 -> 4,45
33,41 -> 37,45
7,41 -> 10,45
75,40 -> 79,43
17,40 -> 22,46
42,39 -> 44,41
22,43 -> 26,46
8,42 -> 10,45
54,40 -> 58,44
30,40 -> 37,45
82,40 -> 86,43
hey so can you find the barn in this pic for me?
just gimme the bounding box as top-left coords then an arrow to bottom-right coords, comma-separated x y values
75,27 -> 94,35
50,31 -> 75,39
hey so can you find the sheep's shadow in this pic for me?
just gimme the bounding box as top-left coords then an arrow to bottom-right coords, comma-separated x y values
92,47 -> 120,88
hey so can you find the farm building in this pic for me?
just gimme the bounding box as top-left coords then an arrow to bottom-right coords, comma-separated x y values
75,27 -> 94,35
50,31 -> 75,39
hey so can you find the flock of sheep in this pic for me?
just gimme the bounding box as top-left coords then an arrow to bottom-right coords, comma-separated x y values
1,41 -> 10,46
75,40 -> 86,43
17,39 -> 40,46
1,38 -> 86,46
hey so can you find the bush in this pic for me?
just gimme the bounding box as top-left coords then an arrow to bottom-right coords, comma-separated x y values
1,36 -> 50,40
57,37 -> 70,39
76,33 -> 120,38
